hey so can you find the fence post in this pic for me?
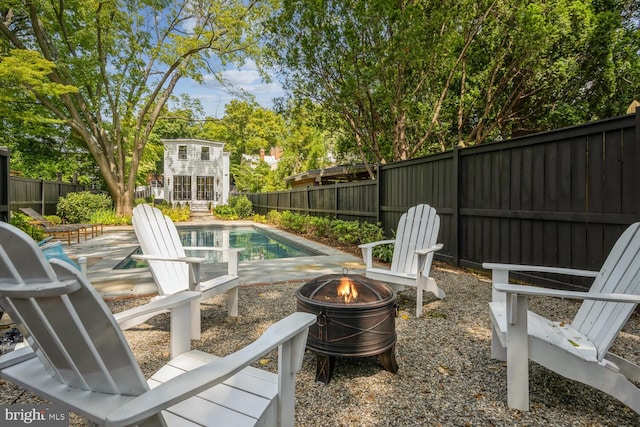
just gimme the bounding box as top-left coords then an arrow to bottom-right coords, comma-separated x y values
0,148 -> 9,222
40,179 -> 45,214
375,163 -> 381,224
452,146 -> 460,266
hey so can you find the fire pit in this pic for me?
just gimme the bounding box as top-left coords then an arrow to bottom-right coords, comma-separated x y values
295,271 -> 398,384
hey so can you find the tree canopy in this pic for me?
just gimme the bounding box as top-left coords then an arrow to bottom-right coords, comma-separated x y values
1,0 -> 274,214
264,0 -> 640,166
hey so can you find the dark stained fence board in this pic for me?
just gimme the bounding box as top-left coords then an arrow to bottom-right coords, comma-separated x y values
241,111 -> 640,291
0,148 -> 8,222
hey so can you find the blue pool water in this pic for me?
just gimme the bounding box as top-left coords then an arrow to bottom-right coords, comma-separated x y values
114,225 -> 323,269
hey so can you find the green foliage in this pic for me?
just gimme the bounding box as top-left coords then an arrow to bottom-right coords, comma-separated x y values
372,243 -> 394,263
211,196 -> 254,220
158,204 -> 191,222
9,212 -> 47,241
212,205 -> 239,220
134,198 -> 148,206
265,0 -> 640,159
228,195 -> 254,219
1,1 -> 273,215
263,210 -> 386,257
90,210 -> 132,226
56,192 -> 113,223
43,215 -> 62,225
279,211 -> 308,234
252,214 -> 268,223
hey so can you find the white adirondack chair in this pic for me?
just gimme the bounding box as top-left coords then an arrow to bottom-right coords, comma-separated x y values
0,221 -> 315,426
483,222 -> 640,414
132,203 -> 241,340
359,204 -> 445,317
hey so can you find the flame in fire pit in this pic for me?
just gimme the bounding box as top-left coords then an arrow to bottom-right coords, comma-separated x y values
337,276 -> 359,303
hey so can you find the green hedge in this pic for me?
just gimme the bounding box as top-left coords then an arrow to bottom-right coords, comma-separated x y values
263,210 -> 392,262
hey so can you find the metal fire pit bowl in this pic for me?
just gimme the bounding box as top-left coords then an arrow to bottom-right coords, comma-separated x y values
295,272 -> 398,384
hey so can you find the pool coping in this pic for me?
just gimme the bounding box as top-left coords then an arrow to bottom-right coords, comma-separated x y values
63,219 -> 367,298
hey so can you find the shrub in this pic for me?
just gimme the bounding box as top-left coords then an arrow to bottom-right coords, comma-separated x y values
90,209 -> 132,225
280,211 -> 307,233
306,215 -> 331,239
252,213 -> 268,223
261,210 -> 387,259
266,210 -> 283,226
328,219 -> 362,245
9,212 -> 46,241
43,215 -> 62,225
159,204 -> 190,222
57,192 -> 112,223
212,205 -> 238,220
228,195 -> 253,219
134,198 -> 148,206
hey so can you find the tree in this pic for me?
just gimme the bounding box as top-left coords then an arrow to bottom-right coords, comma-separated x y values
265,0 -> 640,167
265,0 -> 496,169
209,99 -> 286,165
1,0 -> 273,215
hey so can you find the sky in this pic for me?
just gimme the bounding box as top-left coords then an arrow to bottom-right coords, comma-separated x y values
173,60 -> 285,118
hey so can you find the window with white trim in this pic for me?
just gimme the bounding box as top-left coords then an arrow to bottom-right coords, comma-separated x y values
173,175 -> 191,200
196,176 -> 215,200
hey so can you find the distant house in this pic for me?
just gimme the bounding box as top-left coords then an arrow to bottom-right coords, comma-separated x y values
162,139 -> 230,211
241,147 -> 283,171
285,164 -> 372,188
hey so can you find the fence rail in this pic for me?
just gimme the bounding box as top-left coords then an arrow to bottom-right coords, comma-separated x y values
8,176 -> 93,216
243,110 -> 640,291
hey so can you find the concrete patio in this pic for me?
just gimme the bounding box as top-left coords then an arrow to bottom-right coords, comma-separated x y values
63,217 -> 367,298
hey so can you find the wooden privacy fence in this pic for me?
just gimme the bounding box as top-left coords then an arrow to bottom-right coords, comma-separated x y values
9,176 -> 93,216
0,148 -> 8,222
243,110 -> 640,291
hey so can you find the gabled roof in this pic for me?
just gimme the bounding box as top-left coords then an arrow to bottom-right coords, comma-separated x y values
161,138 -> 225,148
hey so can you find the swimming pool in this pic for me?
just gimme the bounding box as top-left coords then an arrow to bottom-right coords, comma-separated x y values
114,225 -> 324,269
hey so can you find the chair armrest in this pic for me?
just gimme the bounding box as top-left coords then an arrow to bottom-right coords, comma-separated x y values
493,282 -> 640,304
358,239 -> 395,250
482,262 -> 598,278
415,243 -> 443,256
415,244 -> 443,275
0,346 -> 38,370
182,246 -> 244,254
114,291 -> 201,330
132,254 -> 206,264
105,312 -> 316,427
181,247 -> 243,278
359,240 -> 395,269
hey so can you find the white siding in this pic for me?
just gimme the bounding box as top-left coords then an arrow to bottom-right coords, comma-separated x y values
162,139 -> 231,211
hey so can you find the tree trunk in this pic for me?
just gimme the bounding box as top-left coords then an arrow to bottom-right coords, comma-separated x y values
113,188 -> 134,217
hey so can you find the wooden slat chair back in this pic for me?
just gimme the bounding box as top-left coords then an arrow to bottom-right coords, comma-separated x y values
132,204 -> 241,340
0,222 -> 161,423
359,204 -> 445,317
133,204 -> 190,296
0,222 -> 315,426
573,223 -> 640,359
390,204 -> 440,278
484,222 -> 640,414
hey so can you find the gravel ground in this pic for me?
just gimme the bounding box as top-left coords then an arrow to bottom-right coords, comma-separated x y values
2,264 -> 640,426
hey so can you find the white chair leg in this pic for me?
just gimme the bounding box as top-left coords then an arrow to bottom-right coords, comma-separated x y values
171,301 -> 191,358
425,277 -> 446,299
227,286 -> 239,317
506,293 -> 530,411
491,327 -> 507,361
190,300 -> 201,340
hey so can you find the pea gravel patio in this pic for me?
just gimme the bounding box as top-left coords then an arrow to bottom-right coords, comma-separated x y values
1,221 -> 639,426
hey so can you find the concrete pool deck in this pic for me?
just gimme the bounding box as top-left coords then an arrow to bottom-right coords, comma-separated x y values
63,215 -> 367,298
